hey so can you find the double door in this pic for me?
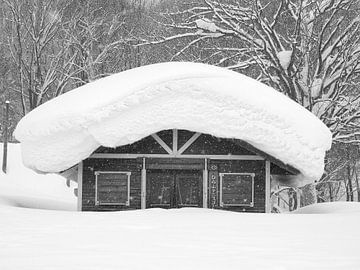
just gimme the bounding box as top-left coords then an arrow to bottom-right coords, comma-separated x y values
146,170 -> 203,208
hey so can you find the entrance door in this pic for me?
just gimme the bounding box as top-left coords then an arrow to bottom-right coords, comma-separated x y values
175,172 -> 202,207
146,170 -> 202,208
146,171 -> 174,208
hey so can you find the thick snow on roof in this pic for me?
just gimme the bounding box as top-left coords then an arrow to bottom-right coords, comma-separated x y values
15,62 -> 332,181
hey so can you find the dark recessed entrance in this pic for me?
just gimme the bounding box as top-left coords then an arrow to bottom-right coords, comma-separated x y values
146,170 -> 203,208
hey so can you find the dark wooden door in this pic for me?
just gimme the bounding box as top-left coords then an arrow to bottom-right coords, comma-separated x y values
146,171 -> 174,208
175,171 -> 202,207
146,170 -> 202,208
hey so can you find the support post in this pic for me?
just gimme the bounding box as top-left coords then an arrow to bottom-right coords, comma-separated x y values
208,164 -> 219,208
2,100 -> 10,174
141,158 -> 146,209
265,160 -> 271,213
173,129 -> 178,155
203,158 -> 208,208
77,161 -> 83,211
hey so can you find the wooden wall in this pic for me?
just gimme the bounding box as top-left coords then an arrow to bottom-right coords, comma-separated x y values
80,129 -> 273,212
208,160 -> 266,213
81,158 -> 142,211
81,157 -> 266,212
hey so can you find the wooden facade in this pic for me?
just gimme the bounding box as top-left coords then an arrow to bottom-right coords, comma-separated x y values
78,129 -> 295,213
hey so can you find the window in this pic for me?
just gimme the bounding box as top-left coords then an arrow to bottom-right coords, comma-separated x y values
95,171 -> 131,206
219,173 -> 255,207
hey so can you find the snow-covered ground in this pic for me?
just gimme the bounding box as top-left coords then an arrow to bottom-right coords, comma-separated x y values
0,143 -> 76,211
2,206 -> 360,270
1,143 -> 360,270
293,201 -> 360,214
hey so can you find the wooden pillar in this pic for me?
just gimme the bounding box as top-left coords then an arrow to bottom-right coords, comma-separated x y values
208,163 -> 219,208
203,158 -> 208,208
2,100 -> 10,173
173,129 -> 178,154
141,157 -> 146,209
77,161 -> 83,211
265,160 -> 271,213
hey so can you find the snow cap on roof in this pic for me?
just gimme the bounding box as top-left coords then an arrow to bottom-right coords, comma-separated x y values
15,62 -> 332,181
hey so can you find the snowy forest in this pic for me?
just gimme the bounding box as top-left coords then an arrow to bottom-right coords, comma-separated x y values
0,0 -> 359,205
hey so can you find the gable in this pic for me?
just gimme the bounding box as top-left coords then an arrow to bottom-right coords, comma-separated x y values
95,135 -> 168,154
93,129 -> 298,175
182,133 -> 254,155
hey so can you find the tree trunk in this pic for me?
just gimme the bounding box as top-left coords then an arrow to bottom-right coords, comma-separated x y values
355,169 -> 360,202
329,182 -> 333,202
347,164 -> 354,201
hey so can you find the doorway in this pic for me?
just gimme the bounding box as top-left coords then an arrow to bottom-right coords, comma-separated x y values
146,169 -> 203,208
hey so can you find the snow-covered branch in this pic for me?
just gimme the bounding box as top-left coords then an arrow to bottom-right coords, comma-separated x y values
141,0 -> 360,144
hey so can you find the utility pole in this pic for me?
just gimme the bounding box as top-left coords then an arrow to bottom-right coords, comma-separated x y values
2,100 -> 10,174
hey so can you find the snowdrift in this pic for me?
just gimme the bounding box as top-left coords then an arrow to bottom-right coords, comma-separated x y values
0,143 -> 76,211
14,62 -> 332,181
1,207 -> 360,270
293,202 -> 360,214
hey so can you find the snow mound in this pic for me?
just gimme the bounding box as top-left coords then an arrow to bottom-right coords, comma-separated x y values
293,202 -> 360,214
1,207 -> 360,270
14,62 -> 332,181
0,143 -> 76,211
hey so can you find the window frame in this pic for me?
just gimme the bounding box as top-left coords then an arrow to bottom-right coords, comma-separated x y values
95,171 -> 131,206
219,172 -> 255,207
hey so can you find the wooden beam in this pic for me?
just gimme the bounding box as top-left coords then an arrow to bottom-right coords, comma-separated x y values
77,162 -> 83,211
151,133 -> 173,154
90,153 -> 264,160
141,158 -> 146,209
173,129 -> 178,154
203,158 -> 208,208
146,158 -> 205,170
265,160 -> 271,213
177,132 -> 201,155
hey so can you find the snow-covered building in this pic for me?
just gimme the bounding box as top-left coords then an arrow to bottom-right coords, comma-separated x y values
14,62 -> 332,212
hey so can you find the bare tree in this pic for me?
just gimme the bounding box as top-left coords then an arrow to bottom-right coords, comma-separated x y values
140,0 -> 360,145
62,1 -> 129,84
2,0 -> 81,114
355,167 -> 360,201
1,0 -> 148,115
318,142 -> 360,201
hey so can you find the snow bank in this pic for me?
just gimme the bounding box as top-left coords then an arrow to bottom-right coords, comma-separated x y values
293,202 -> 360,214
14,62 -> 332,181
0,143 -> 76,211
0,207 -> 359,270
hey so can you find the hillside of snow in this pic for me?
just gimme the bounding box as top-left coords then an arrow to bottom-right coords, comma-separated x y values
0,143 -> 76,210
1,143 -> 360,270
293,201 -> 360,214
1,206 -> 360,270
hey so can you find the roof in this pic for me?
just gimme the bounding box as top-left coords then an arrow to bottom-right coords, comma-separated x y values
14,62 -> 332,181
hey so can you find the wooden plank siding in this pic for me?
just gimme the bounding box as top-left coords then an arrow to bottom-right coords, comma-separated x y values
209,160 -> 266,213
182,133 -> 254,156
79,129 -> 290,212
145,158 -> 205,170
81,157 -> 266,212
82,158 -> 142,211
